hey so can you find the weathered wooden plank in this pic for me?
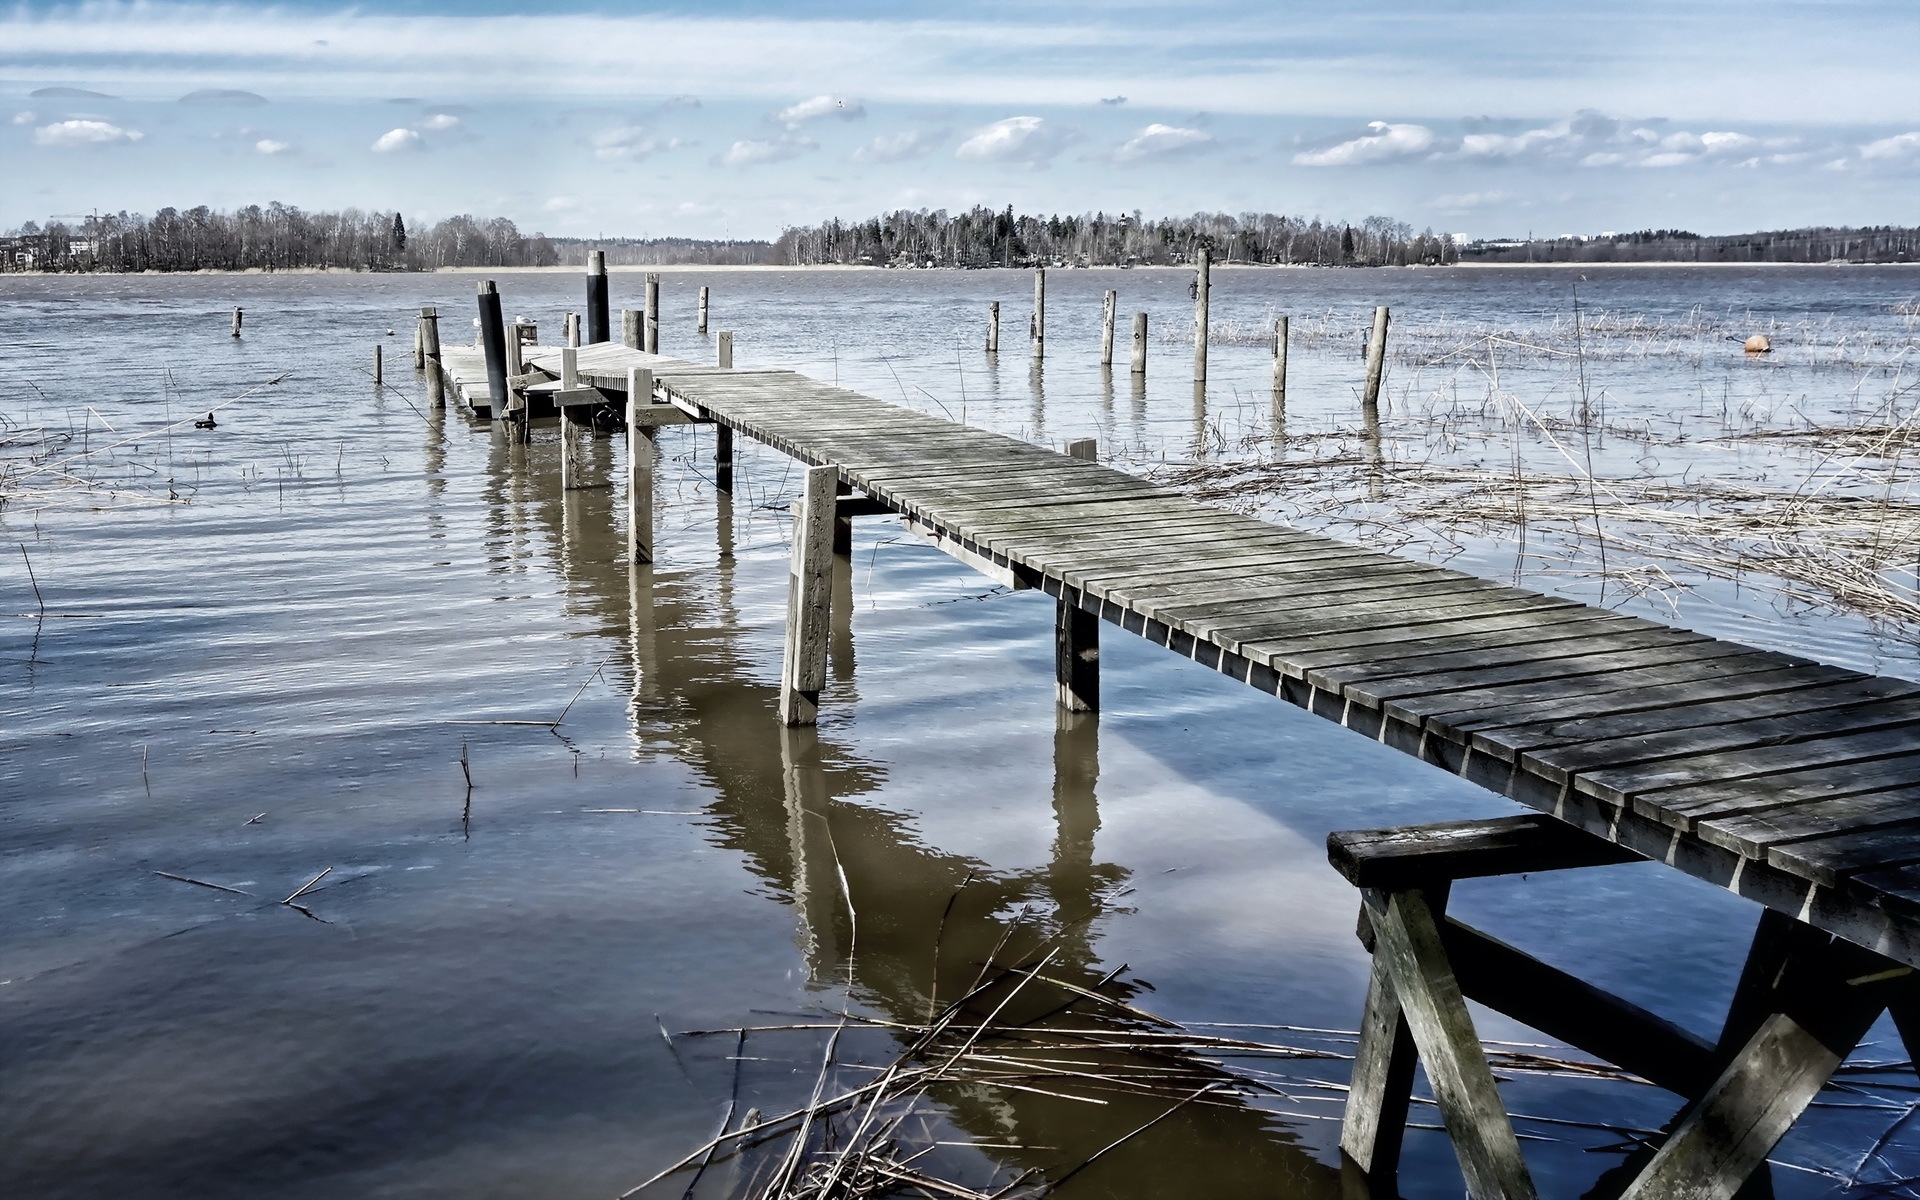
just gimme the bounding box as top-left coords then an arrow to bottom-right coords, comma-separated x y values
1698,789 -> 1920,858
1765,821 -> 1920,887
1424,661 -> 1839,742
1244,605 -> 1626,668
1570,723 -> 1920,810
1648,755 -> 1920,831
1329,815 -> 1638,889
1209,594 -> 1577,656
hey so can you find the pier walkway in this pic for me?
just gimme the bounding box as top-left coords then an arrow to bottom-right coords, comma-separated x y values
425,281 -> 1920,1200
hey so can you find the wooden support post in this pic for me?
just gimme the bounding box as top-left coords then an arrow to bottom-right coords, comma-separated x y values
626,367 -> 654,563
231,307 -> 242,338
778,464 -> 838,727
1031,268 -> 1045,359
698,285 -> 709,334
987,301 -> 1000,353
373,343 -> 383,385
1273,314 -> 1289,414
715,332 -> 735,493
413,317 -> 425,369
421,306 -> 444,408
1363,305 -> 1390,427
1364,887 -> 1539,1200
832,479 -> 854,558
586,250 -> 609,344
1342,884 -> 1449,1194
1101,289 -> 1116,366
477,281 -> 509,424
559,347 -> 578,491
565,312 -> 580,348
1053,438 -> 1100,713
1130,312 -> 1147,375
622,308 -> 641,350
1193,246 -> 1210,382
645,272 -> 660,353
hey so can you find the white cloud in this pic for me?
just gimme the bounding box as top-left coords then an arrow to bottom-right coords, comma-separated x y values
852,128 -> 941,163
254,138 -> 292,154
11,110 -> 36,125
542,196 -> 579,212
1114,123 -> 1212,162
772,94 -> 863,129
32,118 -> 142,146
370,127 -> 422,153
720,136 -> 812,166
592,125 -> 681,161
414,113 -> 461,132
954,116 -> 1072,166
1293,121 -> 1434,167
1862,132 -> 1920,160
1432,190 -> 1516,211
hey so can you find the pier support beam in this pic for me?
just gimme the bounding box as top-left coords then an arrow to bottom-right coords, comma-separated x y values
559,347 -> 578,491
715,332 -> 735,493
622,309 -> 641,350
645,272 -> 661,353
421,306 -> 444,408
477,280 -> 509,428
586,250 -> 610,344
1054,438 -> 1100,713
778,464 -> 838,727
627,366 -> 655,563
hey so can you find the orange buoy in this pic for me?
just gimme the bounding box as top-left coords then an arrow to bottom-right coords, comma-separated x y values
1744,334 -> 1773,354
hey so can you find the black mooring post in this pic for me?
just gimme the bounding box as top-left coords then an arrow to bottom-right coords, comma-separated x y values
586,249 -> 610,344
477,280 -> 509,421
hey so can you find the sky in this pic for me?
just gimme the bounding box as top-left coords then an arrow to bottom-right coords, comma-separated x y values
4,0 -> 1920,240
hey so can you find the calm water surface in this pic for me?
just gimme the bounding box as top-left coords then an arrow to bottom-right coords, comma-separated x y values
5,267 -> 1920,1198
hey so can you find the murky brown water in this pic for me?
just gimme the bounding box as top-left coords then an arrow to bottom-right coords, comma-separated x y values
6,267 -> 1920,1198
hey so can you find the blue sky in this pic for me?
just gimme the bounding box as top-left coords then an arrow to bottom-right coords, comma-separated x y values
4,1 -> 1919,239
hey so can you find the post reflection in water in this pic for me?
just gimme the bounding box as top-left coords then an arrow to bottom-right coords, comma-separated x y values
1029,360 -> 1047,438
474,420 -> 1341,1195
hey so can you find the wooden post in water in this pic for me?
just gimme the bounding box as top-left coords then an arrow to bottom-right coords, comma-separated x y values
627,366 -> 655,563
373,343 -> 383,385
1056,438 -> 1100,713
1101,290 -> 1117,366
477,281 -> 509,426
987,302 -> 1000,353
622,308 -> 641,350
1274,315 -> 1290,414
413,319 -> 425,369
1194,246 -> 1211,382
231,308 -> 242,338
1031,268 -> 1045,359
421,306 -> 444,407
586,250 -> 609,344
565,312 -> 580,348
715,332 -> 735,493
778,464 -> 838,727
559,346 -> 578,491
698,286 -> 710,334
1130,312 -> 1148,375
1363,305 -> 1390,427
644,273 -> 660,353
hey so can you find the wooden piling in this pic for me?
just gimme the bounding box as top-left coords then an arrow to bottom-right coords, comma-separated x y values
716,331 -> 735,493
622,308 -> 641,350
1363,305 -> 1390,426
645,273 -> 660,353
421,306 -> 444,407
231,308 -> 242,338
413,318 -> 425,369
1055,439 -> 1100,712
1273,314 -> 1290,414
1101,290 -> 1117,366
373,342 -> 383,385
565,312 -> 580,348
1194,246 -> 1211,381
627,366 -> 655,563
698,285 -> 709,334
587,250 -> 610,344
987,302 -> 1000,353
1032,268 -> 1045,359
778,464 -> 838,727
560,347 -> 578,491
1130,312 -> 1147,375
476,281 -> 509,424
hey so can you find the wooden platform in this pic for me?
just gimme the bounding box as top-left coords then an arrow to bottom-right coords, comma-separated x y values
436,337 -> 1920,970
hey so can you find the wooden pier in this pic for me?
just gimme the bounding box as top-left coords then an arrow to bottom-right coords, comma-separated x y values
424,274 -> 1920,1200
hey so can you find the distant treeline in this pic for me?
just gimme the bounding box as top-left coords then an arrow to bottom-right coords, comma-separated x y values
543,238 -> 778,266
1461,227 -> 1920,265
765,208 -> 1454,268
0,205 -> 561,272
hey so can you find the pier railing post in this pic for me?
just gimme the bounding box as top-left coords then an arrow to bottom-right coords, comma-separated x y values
778,464 -> 838,726
1101,289 -> 1117,366
987,301 -> 1000,353
477,281 -> 509,427
627,367 -> 655,563
645,272 -> 660,353
1194,246 -> 1210,382
715,332 -> 735,494
1055,438 -> 1100,713
622,308 -> 641,350
1130,312 -> 1147,375
586,249 -> 610,344
698,285 -> 709,334
1363,305 -> 1390,428
1031,267 -> 1045,359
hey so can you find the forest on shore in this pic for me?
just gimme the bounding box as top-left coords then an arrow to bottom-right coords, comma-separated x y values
3,201 -> 1914,272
